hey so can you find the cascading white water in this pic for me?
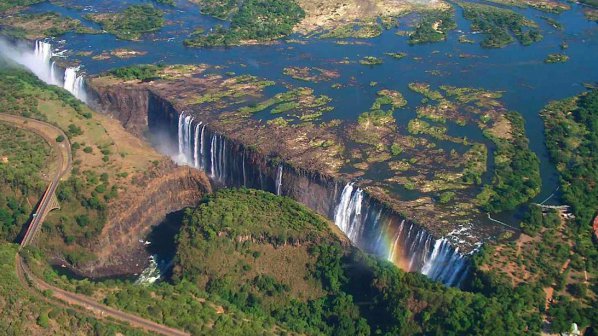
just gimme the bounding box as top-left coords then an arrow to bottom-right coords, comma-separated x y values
178,113 -> 185,157
334,183 -> 355,234
34,40 -> 52,62
63,67 -> 77,93
171,116 -> 471,287
333,183 -> 366,243
333,181 -> 470,287
347,189 -> 364,241
421,238 -> 469,286
210,134 -> 216,178
275,165 -> 283,195
199,124 -> 206,169
72,73 -> 87,102
388,220 -> 405,263
193,122 -> 201,168
184,115 -> 193,161
135,255 -> 161,285
13,40 -> 87,102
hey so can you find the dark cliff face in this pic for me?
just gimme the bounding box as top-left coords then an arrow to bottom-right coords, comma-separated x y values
87,85 -> 150,137
72,163 -> 212,278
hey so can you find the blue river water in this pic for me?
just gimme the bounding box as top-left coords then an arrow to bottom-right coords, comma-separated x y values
24,0 -> 598,218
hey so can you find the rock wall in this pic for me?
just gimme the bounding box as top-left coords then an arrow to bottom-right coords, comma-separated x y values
74,162 -> 212,278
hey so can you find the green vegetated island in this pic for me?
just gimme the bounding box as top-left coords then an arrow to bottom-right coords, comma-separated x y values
1,0 -> 582,48
90,64 -> 541,240
85,4 -> 165,41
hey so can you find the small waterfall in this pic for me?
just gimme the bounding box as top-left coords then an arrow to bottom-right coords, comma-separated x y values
334,183 -> 355,233
63,67 -> 77,93
193,122 -> 202,168
49,61 -> 59,85
333,183 -> 366,243
210,134 -> 217,179
1,39 -> 71,88
61,67 -> 87,102
275,165 -> 283,195
388,220 -> 405,263
421,239 -> 470,286
34,40 -> 52,64
178,112 -> 185,157
184,115 -> 193,161
199,124 -> 206,169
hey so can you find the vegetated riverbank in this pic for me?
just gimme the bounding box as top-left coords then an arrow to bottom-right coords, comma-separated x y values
476,89 -> 598,333
0,64 -> 212,279
25,188 -> 551,335
0,243 -> 149,334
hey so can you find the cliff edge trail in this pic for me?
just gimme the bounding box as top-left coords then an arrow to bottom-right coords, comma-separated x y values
1,113 -> 189,336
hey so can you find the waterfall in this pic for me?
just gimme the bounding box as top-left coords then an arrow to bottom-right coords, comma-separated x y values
49,61 -> 59,85
34,40 -> 52,64
200,124 -> 206,168
63,67 -> 77,93
193,122 -> 201,168
333,183 -> 366,243
332,181 -> 469,286
210,134 -> 216,179
73,73 -> 86,102
1,39 -> 69,89
388,220 -> 405,263
421,239 -> 470,286
334,183 -> 355,234
184,115 -> 193,161
178,112 -> 185,158
31,40 -> 86,102
275,165 -> 283,195
61,66 -> 87,102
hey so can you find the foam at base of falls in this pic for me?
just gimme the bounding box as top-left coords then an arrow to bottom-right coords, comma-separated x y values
135,255 -> 161,285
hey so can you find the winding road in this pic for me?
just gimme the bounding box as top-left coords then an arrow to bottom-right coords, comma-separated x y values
1,113 -> 189,336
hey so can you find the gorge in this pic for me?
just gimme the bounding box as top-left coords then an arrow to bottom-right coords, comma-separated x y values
2,38 -> 473,286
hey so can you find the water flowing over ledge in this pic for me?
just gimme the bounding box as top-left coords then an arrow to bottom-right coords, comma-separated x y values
173,112 -> 471,286
0,39 -> 87,102
2,38 -> 473,287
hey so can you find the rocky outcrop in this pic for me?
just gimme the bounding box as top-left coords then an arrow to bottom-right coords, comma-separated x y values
88,84 -> 150,137
74,162 -> 212,278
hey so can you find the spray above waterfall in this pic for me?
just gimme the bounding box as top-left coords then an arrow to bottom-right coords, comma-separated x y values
0,38 -> 87,102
